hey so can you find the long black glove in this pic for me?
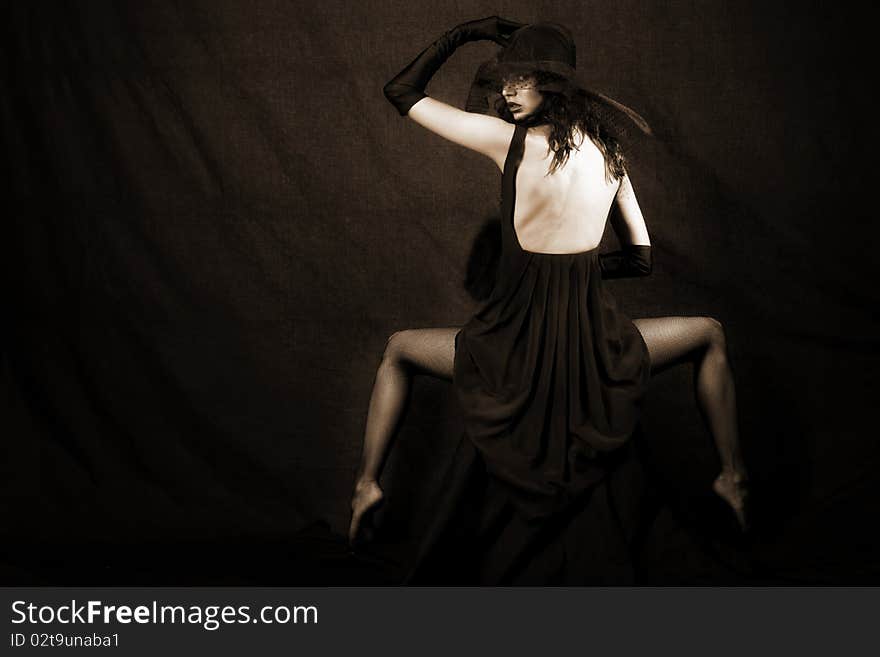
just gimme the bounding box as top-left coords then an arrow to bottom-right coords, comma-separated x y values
599,244 -> 652,279
384,16 -> 525,116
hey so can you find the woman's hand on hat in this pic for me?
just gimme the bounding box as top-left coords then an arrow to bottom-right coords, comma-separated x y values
453,16 -> 526,46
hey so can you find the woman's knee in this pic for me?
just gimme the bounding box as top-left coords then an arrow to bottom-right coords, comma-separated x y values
383,330 -> 409,364
700,316 -> 727,353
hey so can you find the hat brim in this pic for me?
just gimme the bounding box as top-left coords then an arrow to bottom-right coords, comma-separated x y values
467,57 -> 652,137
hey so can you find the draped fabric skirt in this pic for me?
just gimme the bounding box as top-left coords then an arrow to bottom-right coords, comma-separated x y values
405,251 -> 651,585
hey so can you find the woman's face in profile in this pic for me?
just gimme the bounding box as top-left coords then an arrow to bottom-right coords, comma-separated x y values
501,75 -> 543,120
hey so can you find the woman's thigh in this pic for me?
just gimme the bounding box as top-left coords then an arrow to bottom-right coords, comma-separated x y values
632,316 -> 719,375
387,327 -> 460,381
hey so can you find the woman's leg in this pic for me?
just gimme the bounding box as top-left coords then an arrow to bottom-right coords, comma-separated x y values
350,328 -> 459,545
632,316 -> 749,529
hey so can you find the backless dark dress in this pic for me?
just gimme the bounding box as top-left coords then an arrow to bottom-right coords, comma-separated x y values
406,124 -> 651,585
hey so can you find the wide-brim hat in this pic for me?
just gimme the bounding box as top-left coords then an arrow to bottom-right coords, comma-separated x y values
466,22 -> 652,136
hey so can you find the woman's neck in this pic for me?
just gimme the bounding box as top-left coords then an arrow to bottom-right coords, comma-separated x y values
517,118 -> 551,138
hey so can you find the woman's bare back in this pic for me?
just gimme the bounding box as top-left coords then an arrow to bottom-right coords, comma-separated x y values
513,128 -> 621,254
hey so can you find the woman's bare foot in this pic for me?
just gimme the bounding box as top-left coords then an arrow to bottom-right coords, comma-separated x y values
349,479 -> 385,547
712,471 -> 750,532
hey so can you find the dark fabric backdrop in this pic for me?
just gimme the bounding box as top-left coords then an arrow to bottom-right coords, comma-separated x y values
2,0 -> 878,583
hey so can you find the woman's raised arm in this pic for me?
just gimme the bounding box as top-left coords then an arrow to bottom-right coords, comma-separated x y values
383,17 -> 523,167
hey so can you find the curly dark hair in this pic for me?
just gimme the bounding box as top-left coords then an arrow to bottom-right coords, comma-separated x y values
494,72 -> 628,181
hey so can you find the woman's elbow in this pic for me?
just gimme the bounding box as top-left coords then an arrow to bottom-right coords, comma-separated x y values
383,81 -> 424,116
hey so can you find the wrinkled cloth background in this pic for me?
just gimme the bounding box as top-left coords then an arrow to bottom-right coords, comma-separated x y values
3,0 -> 877,583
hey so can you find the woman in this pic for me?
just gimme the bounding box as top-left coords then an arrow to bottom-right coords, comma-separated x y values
352,18 -> 748,582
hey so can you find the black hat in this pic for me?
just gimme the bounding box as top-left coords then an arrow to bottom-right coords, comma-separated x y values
466,22 -> 652,135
